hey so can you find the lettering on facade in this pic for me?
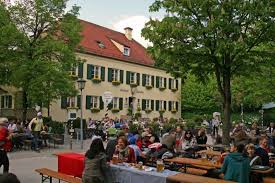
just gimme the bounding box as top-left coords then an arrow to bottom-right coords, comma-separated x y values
120,89 -> 129,92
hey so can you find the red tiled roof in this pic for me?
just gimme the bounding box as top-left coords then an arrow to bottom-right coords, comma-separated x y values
79,19 -> 155,66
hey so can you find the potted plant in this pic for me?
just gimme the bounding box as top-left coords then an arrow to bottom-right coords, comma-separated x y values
92,77 -> 101,83
130,82 -> 138,87
171,88 -> 177,92
145,85 -> 152,89
111,108 -> 120,113
112,80 -> 121,85
171,109 -> 177,113
145,108 -> 152,113
159,87 -> 166,91
91,108 -> 100,113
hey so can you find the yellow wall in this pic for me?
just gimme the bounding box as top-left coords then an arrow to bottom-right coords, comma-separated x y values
48,52 -> 181,122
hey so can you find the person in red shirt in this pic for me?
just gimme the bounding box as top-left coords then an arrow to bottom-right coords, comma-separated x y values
0,118 -> 11,173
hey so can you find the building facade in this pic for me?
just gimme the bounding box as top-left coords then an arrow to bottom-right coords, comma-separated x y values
0,20 -> 181,121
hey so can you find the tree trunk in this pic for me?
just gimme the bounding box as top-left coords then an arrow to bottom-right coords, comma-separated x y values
22,90 -> 27,121
47,101 -> 50,117
222,58 -> 232,145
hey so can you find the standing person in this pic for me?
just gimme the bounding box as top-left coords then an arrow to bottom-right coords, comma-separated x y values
0,118 -> 12,173
82,138 -> 108,183
212,113 -> 221,137
28,112 -> 44,152
220,143 -> 250,183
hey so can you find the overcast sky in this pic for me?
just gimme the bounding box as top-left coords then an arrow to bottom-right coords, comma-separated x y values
67,0 -> 164,47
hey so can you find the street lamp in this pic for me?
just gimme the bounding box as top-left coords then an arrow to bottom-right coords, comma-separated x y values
77,78 -> 86,149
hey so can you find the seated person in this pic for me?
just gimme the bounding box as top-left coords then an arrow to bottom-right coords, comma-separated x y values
128,137 -> 145,162
182,130 -> 196,150
220,143 -> 250,183
0,173 -> 20,183
161,129 -> 176,151
114,136 -> 136,163
196,128 -> 207,150
255,136 -> 270,166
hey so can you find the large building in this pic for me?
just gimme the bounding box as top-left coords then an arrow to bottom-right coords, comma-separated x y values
0,20 -> 181,121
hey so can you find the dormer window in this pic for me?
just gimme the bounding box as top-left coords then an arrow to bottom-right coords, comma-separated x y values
96,40 -> 105,48
123,47 -> 130,56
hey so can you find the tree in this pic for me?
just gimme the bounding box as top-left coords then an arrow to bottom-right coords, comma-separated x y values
5,0 -> 82,119
142,0 -> 275,144
0,2 -> 24,85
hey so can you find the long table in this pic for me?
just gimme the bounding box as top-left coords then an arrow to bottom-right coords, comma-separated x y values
57,152 -> 179,183
167,173 -> 236,183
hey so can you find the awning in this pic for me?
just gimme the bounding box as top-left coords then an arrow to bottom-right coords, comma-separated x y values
262,102 -> 275,109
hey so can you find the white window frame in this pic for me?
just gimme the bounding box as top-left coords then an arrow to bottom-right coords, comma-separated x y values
145,99 -> 151,110
1,95 -> 12,109
159,77 -> 165,88
113,97 -> 119,109
69,64 -> 77,76
171,79 -> 176,89
67,97 -> 76,108
93,66 -> 101,79
159,100 -> 164,110
172,101 -> 177,110
145,75 -> 151,86
123,47 -> 130,56
91,96 -> 99,109
112,69 -> 120,82
130,72 -> 137,84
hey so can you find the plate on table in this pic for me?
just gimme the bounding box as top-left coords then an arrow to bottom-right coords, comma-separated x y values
251,165 -> 270,171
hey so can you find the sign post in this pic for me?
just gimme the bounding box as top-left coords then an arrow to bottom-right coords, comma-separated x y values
102,91 -> 113,118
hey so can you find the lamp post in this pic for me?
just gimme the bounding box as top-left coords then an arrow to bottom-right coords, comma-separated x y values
77,78 -> 86,149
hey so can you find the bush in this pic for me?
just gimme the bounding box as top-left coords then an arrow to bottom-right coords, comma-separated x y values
169,118 -> 177,124
46,120 -> 65,134
185,120 -> 196,130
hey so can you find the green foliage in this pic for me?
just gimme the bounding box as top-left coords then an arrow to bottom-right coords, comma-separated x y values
142,0 -> 275,144
129,123 -> 139,134
264,108 -> 275,125
43,116 -> 64,134
134,112 -> 141,120
2,0 -> 82,115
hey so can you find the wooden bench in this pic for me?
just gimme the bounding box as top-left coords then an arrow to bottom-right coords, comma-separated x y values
35,168 -> 81,183
51,137 -> 63,148
183,167 -> 207,176
167,173 -> 236,183
264,177 -> 275,183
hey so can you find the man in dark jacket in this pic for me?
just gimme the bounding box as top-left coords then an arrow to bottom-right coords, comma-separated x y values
220,143 -> 250,183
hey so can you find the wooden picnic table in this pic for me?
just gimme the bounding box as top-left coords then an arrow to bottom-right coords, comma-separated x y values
196,150 -> 222,157
167,173 -> 236,183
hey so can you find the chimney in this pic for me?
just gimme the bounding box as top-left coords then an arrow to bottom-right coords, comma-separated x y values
124,27 -> 133,40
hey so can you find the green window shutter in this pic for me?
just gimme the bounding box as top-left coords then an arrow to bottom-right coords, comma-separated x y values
126,71 -> 130,84
156,77 -> 160,88
120,70 -> 124,83
101,67 -> 105,81
87,64 -> 94,79
8,96 -> 12,108
176,79 -> 178,89
108,68 -> 112,82
169,101 -> 172,111
142,99 -> 146,110
78,63 -> 83,78
151,100 -> 154,110
176,102 -> 179,111
156,100 -> 159,111
119,98 -> 123,110
164,101 -> 167,110
137,73 -> 140,85
169,78 -> 172,89
1,96 -> 4,108
151,76 -> 154,87
107,101 -> 113,110
61,96 -> 67,109
142,74 -> 146,86
164,78 -> 167,88
77,95 -> 81,109
86,96 -> 91,109
99,96 -> 104,109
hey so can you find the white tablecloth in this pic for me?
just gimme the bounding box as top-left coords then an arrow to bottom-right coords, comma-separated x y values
106,164 -> 179,183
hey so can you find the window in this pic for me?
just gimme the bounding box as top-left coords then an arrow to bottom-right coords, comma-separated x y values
112,97 -> 119,109
159,100 -> 164,110
91,96 -> 99,108
145,75 -> 151,86
69,64 -> 77,76
145,99 -> 150,109
96,40 -> 105,48
1,95 -> 12,109
123,47 -> 130,56
92,66 -> 100,79
159,77 -> 165,88
130,72 -> 136,84
172,101 -> 177,110
112,69 -> 120,81
171,79 -> 176,89
67,97 -> 76,108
